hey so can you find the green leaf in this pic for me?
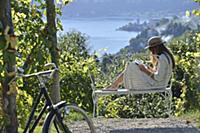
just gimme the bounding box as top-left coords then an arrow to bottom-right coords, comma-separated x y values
62,0 -> 73,5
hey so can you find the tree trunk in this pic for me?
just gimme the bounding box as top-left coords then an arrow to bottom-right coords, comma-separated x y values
0,0 -> 18,133
46,0 -> 60,103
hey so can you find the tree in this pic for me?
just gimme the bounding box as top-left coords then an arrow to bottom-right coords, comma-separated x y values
58,31 -> 97,111
0,0 -> 18,132
45,0 -> 73,103
46,0 -> 60,103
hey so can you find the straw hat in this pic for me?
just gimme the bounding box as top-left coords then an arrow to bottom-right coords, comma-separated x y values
145,36 -> 166,49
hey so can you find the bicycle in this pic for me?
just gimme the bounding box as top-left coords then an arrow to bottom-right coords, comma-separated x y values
10,63 -> 95,133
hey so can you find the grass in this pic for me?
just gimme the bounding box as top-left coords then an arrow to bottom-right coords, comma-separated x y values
178,110 -> 200,128
19,126 -> 65,133
18,126 -> 42,133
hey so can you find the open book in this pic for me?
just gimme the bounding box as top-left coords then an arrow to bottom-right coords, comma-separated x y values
134,59 -> 144,65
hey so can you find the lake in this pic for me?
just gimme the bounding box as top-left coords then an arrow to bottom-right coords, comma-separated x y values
61,18 -> 139,54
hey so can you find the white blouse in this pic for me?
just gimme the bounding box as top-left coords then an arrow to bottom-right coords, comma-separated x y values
153,53 -> 172,87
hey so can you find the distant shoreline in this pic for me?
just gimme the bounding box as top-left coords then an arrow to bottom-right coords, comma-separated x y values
61,17 -> 139,54
61,16 -> 139,21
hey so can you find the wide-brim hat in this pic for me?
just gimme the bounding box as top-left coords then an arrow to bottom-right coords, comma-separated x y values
145,36 -> 166,49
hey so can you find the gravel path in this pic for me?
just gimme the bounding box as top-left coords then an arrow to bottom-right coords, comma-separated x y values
92,117 -> 200,133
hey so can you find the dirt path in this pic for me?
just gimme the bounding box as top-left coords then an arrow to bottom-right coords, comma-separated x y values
92,117 -> 200,133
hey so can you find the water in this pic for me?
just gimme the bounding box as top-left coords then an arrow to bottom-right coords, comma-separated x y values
61,18 -> 138,54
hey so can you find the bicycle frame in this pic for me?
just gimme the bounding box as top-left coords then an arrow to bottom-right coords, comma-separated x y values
9,64 -> 76,133
23,85 -> 53,133
21,71 -> 69,133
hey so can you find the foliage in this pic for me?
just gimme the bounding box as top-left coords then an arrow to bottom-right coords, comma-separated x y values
10,2 -> 96,128
58,31 -> 97,112
9,0 -> 50,128
12,0 -> 51,69
0,0 -> 71,129
169,32 -> 200,116
185,0 -> 200,16
1,0 -> 95,127
98,94 -> 169,118
16,89 -> 33,128
193,0 -> 200,16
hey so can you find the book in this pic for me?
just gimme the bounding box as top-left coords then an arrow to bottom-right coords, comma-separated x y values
134,59 -> 143,65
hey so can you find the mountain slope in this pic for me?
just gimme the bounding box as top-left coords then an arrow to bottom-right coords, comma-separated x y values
63,0 -> 198,18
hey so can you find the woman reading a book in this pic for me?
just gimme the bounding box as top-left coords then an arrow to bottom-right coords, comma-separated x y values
103,36 -> 175,91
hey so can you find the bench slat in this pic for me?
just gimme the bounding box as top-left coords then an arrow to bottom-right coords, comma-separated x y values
94,87 -> 170,95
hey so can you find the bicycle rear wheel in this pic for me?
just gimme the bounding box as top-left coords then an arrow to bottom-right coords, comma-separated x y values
44,105 -> 95,133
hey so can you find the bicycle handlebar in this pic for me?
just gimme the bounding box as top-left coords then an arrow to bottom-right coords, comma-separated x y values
9,63 -> 58,85
18,69 -> 56,78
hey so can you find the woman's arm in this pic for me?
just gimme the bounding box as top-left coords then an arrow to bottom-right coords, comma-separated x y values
139,54 -> 169,81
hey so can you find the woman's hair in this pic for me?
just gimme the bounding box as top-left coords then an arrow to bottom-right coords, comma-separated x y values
154,43 -> 176,69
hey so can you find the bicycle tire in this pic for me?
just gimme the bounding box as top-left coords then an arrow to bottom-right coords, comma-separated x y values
43,105 -> 96,133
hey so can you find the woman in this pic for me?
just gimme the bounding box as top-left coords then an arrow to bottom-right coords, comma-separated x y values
103,36 -> 175,91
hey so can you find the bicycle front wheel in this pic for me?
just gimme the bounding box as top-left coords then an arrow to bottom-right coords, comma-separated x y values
44,105 -> 95,133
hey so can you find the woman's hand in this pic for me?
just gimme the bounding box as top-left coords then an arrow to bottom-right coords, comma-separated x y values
138,64 -> 147,72
138,64 -> 154,78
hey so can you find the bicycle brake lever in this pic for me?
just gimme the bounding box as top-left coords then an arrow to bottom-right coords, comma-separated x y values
44,63 -> 57,69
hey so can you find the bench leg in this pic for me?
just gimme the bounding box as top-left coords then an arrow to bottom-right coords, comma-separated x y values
168,89 -> 172,115
92,92 -> 99,117
165,90 -> 172,116
96,97 -> 99,117
92,91 -> 96,117
93,96 -> 99,117
93,101 -> 96,117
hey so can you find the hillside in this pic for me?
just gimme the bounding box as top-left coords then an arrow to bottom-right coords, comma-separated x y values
62,0 -> 198,18
115,16 -> 200,56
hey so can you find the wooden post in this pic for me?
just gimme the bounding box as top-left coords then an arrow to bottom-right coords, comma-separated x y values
0,0 -> 18,132
46,0 -> 60,103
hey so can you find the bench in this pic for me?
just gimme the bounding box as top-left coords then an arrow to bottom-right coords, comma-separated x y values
90,75 -> 173,117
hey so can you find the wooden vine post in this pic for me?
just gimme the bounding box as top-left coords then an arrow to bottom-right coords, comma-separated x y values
46,0 -> 61,103
0,0 -> 18,132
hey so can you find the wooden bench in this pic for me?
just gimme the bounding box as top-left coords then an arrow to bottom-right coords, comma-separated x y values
90,75 -> 173,117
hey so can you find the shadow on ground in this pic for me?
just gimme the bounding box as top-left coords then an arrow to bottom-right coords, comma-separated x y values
110,127 -> 200,133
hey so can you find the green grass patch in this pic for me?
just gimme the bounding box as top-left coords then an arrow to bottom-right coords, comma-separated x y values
18,126 -> 42,133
